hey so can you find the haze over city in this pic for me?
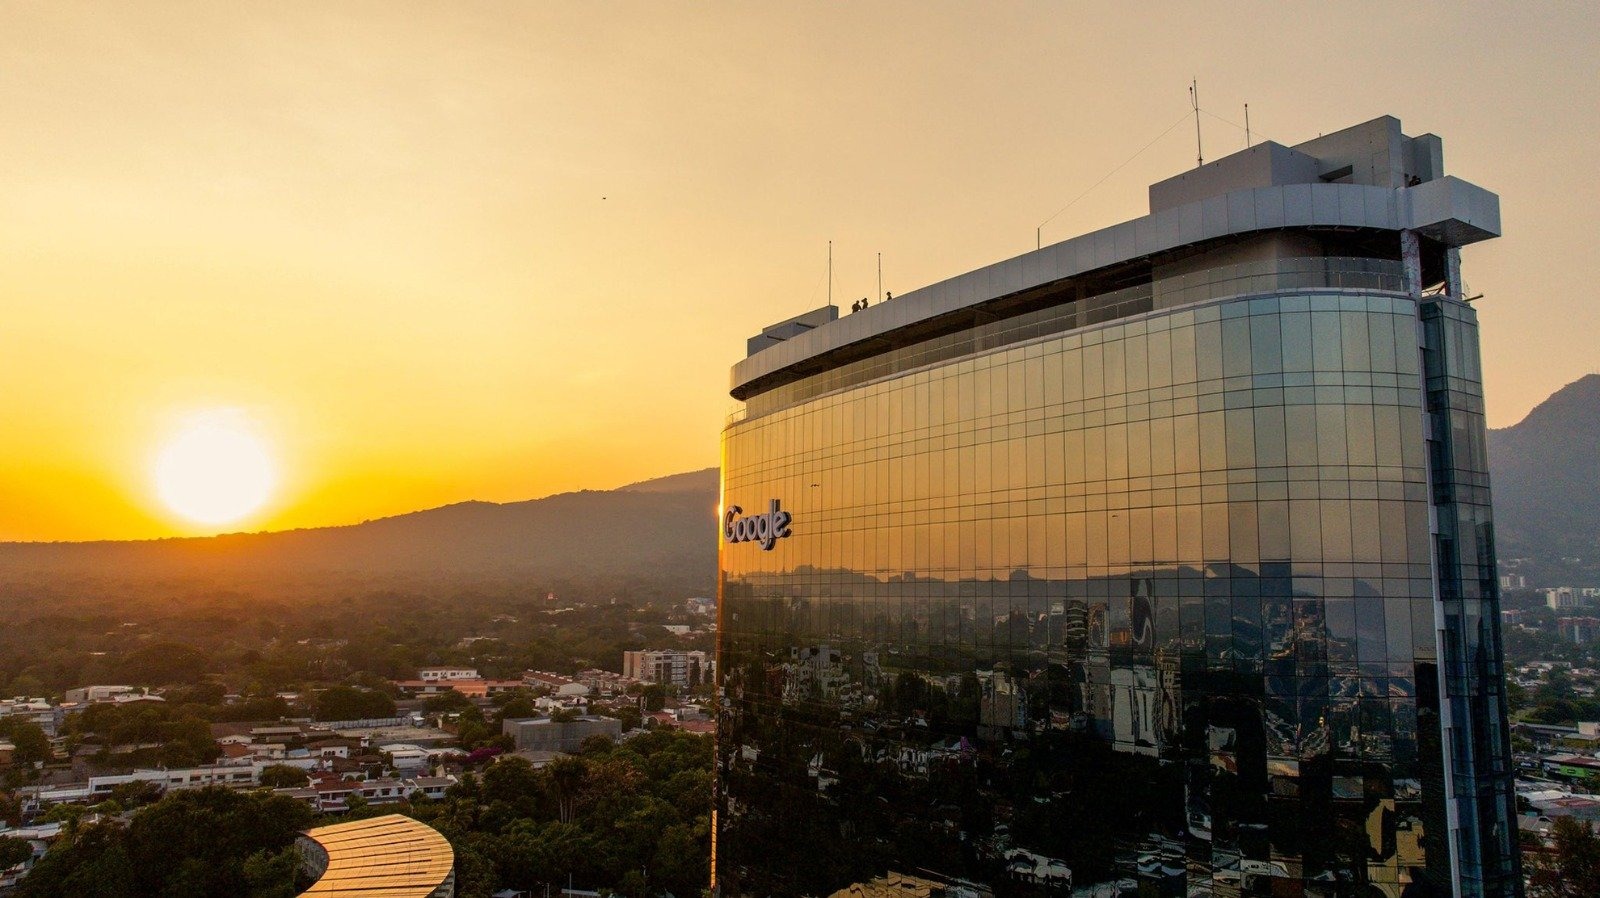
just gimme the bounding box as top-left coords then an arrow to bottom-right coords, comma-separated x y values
4,1 -> 1596,543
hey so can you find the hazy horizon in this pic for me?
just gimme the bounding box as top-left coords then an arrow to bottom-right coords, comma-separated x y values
5,2 -> 1597,541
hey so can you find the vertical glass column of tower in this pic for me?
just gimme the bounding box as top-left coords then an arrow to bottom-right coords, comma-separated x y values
716,116 -> 1518,898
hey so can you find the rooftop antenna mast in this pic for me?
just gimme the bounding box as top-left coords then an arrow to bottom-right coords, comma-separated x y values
1190,79 -> 1203,168
1244,103 -> 1251,147
877,252 -> 883,301
827,240 -> 833,308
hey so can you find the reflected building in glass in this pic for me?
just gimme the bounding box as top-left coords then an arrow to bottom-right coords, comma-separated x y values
715,117 -> 1518,898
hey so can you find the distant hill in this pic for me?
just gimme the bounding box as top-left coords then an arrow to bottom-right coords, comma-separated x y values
1489,374 -> 1600,584
5,370 -> 1595,599
618,468 -> 719,495
0,467 -> 720,592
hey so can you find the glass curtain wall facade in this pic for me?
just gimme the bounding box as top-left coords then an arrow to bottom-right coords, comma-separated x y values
718,276 -> 1513,896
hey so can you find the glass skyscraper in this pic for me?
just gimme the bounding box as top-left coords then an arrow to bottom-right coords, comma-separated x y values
716,117 -> 1517,898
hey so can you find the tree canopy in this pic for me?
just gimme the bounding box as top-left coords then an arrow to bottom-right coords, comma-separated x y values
312,686 -> 395,722
1528,816 -> 1600,898
18,787 -> 313,898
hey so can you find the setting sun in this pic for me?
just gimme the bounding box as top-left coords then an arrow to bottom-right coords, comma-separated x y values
153,411 -> 276,527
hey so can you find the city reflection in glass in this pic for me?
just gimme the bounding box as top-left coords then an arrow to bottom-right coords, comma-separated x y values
718,286 -> 1511,897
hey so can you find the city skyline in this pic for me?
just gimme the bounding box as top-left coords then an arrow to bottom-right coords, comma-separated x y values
5,2 -> 1598,541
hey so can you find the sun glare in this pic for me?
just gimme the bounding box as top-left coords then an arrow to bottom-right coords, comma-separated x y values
153,411 -> 276,527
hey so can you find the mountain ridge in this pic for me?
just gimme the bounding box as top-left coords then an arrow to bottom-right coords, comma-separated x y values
0,467 -> 721,591
3,365 -> 1595,594
1487,374 -> 1600,584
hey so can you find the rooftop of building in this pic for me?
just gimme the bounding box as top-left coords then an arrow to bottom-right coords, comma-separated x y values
732,115 -> 1499,406
299,813 -> 454,898
827,872 -> 954,898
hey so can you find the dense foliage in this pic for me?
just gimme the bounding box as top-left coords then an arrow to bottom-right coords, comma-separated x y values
67,702 -> 220,769
1527,817 -> 1600,898
16,731 -> 711,898
312,685 -> 396,721
411,730 -> 712,898
0,580 -> 708,700
18,787 -> 313,898
0,561 -> 715,896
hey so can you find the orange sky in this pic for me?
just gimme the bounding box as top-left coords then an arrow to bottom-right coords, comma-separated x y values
3,2 -> 1597,541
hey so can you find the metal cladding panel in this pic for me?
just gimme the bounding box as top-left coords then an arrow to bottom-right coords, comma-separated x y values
1281,183 -> 1314,225
1175,200 -> 1204,245
300,814 -> 454,898
730,178 -> 1499,396
1199,193 -> 1229,241
1406,176 -> 1501,243
1132,215 -> 1157,257
1338,184 -> 1368,226
1253,186 -> 1285,230
1226,189 -> 1256,233
1365,187 -> 1396,225
1310,182 -> 1341,223
1112,220 -> 1138,261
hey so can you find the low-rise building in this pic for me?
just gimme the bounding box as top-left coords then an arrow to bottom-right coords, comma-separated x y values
1546,587 -> 1580,611
379,743 -> 434,772
534,694 -> 588,714
1559,616 -> 1600,644
306,738 -> 360,759
418,668 -> 480,682
62,685 -> 138,704
86,763 -> 262,796
622,650 -> 712,689
521,671 -> 591,697
278,775 -> 459,813
574,669 -> 632,697
1539,752 -> 1600,784
408,776 -> 454,801
0,698 -> 64,737
296,813 -> 455,897
394,678 -> 523,698
502,716 -> 621,753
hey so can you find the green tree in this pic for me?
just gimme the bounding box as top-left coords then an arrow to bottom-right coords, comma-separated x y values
39,803 -> 87,839
107,780 -> 162,810
1529,816 -> 1600,898
640,685 -> 667,712
119,642 -> 211,686
546,756 -> 588,824
1539,668 -> 1577,703
455,705 -> 495,750
0,835 -> 33,869
1506,678 -> 1529,714
212,695 -> 291,723
493,695 -> 538,727
258,764 -> 310,789
313,686 -> 395,722
483,756 -> 541,802
451,840 -> 498,898
2,720 -> 52,770
611,706 -> 642,733
651,819 -> 709,895
6,675 -> 45,700
423,690 -> 475,715
0,791 -> 22,827
17,820 -> 134,897
241,846 -> 300,898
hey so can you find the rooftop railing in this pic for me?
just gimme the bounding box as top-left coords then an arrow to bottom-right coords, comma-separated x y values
729,256 -> 1405,426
